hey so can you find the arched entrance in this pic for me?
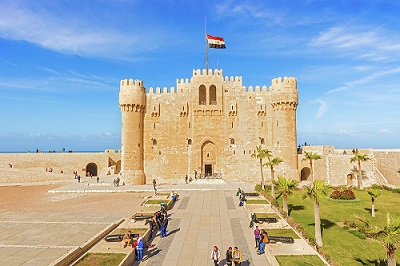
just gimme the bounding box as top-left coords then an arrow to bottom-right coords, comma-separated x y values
86,163 -> 98,176
201,141 -> 216,177
300,167 -> 311,181
115,160 -> 121,174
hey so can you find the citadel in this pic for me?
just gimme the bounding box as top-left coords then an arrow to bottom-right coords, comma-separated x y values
1,69 -> 399,188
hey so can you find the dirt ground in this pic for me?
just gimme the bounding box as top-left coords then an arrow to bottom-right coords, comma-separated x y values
0,184 -> 152,216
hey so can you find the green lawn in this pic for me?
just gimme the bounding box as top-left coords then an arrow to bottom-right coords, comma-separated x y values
275,255 -> 325,266
265,229 -> 300,239
246,199 -> 269,204
255,212 -> 280,219
74,253 -> 126,266
287,189 -> 400,265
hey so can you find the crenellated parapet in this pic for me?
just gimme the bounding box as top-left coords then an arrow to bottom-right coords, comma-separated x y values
270,76 -> 298,107
119,78 -> 146,107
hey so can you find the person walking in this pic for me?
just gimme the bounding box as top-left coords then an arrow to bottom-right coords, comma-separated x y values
226,246 -> 233,266
249,212 -> 256,228
152,179 -> 157,193
185,175 -> 188,184
254,225 -> 261,248
233,247 -> 242,266
210,245 -> 221,266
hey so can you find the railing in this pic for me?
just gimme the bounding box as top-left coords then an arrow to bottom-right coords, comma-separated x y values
197,173 -> 222,179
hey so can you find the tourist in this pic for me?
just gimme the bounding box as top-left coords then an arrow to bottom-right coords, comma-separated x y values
122,230 -> 131,248
254,225 -> 261,248
153,179 -> 157,193
259,230 -> 269,255
160,213 -> 168,237
236,187 -> 241,196
226,246 -> 233,266
233,247 -> 242,265
136,236 -> 144,262
77,175 -> 81,183
185,175 -> 188,184
170,191 -> 177,202
210,245 -> 221,266
96,176 -> 99,183
249,212 -> 256,228
194,170 -> 197,179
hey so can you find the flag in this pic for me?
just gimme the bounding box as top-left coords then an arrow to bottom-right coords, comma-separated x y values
206,34 -> 226,49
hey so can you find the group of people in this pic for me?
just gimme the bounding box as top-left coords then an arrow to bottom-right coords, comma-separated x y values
236,188 -> 246,206
253,226 -> 269,255
122,231 -> 145,262
211,246 -> 243,266
148,208 -> 169,239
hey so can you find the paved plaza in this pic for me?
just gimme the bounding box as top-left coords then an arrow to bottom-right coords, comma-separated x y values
0,177 -> 324,265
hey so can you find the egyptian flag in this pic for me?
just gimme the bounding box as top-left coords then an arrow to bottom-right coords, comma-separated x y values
206,34 -> 226,49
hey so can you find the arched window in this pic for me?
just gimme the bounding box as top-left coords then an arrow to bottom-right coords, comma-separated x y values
230,138 -> 235,145
260,138 -> 265,145
188,139 -> 192,145
209,85 -> 217,105
199,85 -> 206,105
152,139 -> 157,146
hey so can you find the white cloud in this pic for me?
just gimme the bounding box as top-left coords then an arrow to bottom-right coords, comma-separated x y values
0,2 -> 161,58
327,67 -> 400,94
310,26 -> 400,62
312,99 -> 327,119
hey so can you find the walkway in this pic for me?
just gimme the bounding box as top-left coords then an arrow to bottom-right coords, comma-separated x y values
138,190 -> 270,265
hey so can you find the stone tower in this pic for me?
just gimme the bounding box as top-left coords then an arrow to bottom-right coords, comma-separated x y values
271,77 -> 299,177
119,78 -> 146,185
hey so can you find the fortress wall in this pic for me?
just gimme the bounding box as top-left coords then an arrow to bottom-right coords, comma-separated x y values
374,150 -> 400,186
0,152 -> 118,183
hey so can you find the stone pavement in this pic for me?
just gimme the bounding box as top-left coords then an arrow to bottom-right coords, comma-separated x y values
136,190 -> 270,266
0,210 -> 123,266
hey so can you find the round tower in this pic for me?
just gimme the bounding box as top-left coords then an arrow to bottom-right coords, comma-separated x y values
119,78 -> 146,185
271,77 -> 299,178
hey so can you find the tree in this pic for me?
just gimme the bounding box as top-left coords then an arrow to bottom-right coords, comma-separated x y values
264,156 -> 283,198
350,152 -> 370,189
251,145 -> 271,189
302,180 -> 329,247
275,176 -> 298,215
302,151 -> 322,185
367,189 -> 381,217
358,213 -> 400,266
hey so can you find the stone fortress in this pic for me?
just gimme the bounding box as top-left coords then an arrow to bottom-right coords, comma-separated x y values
119,69 -> 298,185
1,69 -> 399,188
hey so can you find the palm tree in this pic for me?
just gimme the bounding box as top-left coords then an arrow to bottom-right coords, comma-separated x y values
302,180 -> 329,247
367,189 -> 381,217
251,145 -> 271,189
302,151 -> 321,185
350,152 -> 370,189
264,156 -> 283,198
358,213 -> 400,266
275,176 -> 298,215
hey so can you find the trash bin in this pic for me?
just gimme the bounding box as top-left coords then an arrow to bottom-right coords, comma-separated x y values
160,202 -> 166,211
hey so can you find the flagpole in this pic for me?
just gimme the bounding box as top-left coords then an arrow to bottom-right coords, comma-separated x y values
205,16 -> 208,73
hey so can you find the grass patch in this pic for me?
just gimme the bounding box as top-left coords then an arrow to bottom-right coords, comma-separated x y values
348,229 -> 367,240
255,213 -> 280,219
326,197 -> 361,203
112,228 -> 148,236
275,255 -> 325,266
287,189 -> 400,265
74,253 -> 125,266
245,199 -> 269,204
145,199 -> 169,205
264,229 -> 300,239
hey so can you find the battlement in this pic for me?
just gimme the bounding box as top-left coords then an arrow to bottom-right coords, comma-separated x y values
120,78 -> 144,87
271,76 -> 297,89
192,69 -> 223,76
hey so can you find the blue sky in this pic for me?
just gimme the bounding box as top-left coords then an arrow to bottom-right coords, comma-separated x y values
0,0 -> 399,152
